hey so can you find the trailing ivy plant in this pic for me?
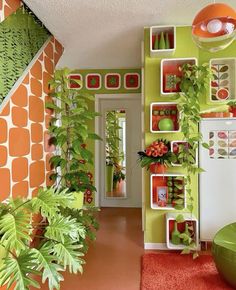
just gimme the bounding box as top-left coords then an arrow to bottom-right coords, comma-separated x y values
0,187 -> 98,290
176,63 -> 212,257
47,68 -> 102,195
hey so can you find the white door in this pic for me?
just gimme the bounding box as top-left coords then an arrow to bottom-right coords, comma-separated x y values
200,119 -> 236,241
95,94 -> 142,207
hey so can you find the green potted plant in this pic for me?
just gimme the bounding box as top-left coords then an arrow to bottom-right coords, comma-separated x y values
113,164 -> 125,190
105,111 -> 122,192
0,187 -> 99,290
47,68 -> 102,199
137,139 -> 176,174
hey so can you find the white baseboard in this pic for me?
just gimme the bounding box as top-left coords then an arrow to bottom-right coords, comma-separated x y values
144,243 -> 168,250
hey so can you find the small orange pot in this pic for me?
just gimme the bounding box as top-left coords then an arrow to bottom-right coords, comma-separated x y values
149,163 -> 167,174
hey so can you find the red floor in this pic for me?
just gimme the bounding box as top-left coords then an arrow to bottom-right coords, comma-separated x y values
38,207 -> 144,290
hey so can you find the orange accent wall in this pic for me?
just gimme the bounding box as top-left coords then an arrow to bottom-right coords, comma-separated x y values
0,0 -> 21,23
0,36 -> 63,200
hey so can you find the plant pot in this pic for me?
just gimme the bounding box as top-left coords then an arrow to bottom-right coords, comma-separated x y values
106,165 -> 114,192
70,191 -> 84,209
149,163 -> 167,174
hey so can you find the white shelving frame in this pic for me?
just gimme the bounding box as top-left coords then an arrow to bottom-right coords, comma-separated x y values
166,212 -> 199,250
150,102 -> 180,133
150,25 -> 176,58
150,173 -> 186,210
160,58 -> 197,96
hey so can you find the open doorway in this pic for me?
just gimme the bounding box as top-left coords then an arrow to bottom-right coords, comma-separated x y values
95,94 -> 142,208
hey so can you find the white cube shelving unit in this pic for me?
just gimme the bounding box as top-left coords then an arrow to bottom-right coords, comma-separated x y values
150,102 -> 180,133
150,25 -> 176,58
150,173 -> 186,210
209,58 -> 236,103
166,212 -> 199,250
160,58 -> 197,96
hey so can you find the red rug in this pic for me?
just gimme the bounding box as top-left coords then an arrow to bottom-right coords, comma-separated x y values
141,253 -> 234,290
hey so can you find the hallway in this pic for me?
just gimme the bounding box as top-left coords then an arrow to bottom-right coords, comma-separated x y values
61,207 -> 144,290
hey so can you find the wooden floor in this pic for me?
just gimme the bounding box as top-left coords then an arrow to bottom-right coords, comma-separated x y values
38,207 -> 144,290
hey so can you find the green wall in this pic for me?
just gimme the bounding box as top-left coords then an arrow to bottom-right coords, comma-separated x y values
144,26 -> 236,244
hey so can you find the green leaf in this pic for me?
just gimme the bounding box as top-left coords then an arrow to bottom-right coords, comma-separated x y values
0,251 -> 40,290
53,239 -> 85,274
31,242 -> 64,290
202,142 -> 210,149
88,133 -> 103,141
31,188 -> 74,218
0,211 -> 31,252
45,215 -> 85,243
181,247 -> 191,255
193,252 -> 199,259
175,214 -> 185,223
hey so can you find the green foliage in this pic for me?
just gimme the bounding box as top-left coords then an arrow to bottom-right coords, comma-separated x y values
0,187 -> 91,290
137,139 -> 176,169
177,63 -> 212,257
105,111 -> 122,165
0,5 -> 50,103
47,68 -> 100,193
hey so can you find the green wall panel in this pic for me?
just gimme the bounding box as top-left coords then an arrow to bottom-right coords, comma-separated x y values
0,6 -> 50,102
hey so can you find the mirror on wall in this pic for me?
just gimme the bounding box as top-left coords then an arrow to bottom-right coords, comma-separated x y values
105,110 -> 126,198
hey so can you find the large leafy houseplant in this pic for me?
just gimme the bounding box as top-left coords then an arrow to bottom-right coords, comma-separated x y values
0,187 -> 98,290
176,63 -> 212,256
47,68 -> 102,195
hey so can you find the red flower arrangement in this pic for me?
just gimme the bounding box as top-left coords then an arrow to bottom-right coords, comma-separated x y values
137,139 -> 176,172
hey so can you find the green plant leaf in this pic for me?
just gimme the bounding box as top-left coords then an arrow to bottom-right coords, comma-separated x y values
31,242 -> 64,290
0,251 -> 40,290
53,239 -> 85,274
31,188 -> 74,218
175,214 -> 185,223
45,215 -> 85,243
0,210 -> 31,252
181,247 -> 191,255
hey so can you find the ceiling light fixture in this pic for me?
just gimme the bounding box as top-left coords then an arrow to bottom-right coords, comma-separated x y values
192,2 -> 236,52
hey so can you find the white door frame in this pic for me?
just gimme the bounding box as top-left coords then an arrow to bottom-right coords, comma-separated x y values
94,93 -> 141,207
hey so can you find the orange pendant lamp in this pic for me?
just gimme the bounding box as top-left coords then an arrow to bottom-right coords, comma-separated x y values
192,3 -> 236,52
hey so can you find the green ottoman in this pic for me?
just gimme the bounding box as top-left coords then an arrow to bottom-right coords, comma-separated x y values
212,223 -> 236,288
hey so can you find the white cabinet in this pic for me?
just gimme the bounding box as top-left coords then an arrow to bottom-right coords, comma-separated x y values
199,119 -> 236,241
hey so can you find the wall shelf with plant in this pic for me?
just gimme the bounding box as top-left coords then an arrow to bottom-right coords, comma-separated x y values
150,174 -> 186,210
170,141 -> 198,167
150,25 -> 176,58
166,213 -> 199,250
160,58 -> 197,95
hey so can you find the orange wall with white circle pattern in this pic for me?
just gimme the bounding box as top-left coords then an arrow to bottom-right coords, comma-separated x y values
0,0 -> 63,200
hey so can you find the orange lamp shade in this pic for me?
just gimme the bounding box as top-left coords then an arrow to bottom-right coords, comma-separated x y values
192,3 -> 236,52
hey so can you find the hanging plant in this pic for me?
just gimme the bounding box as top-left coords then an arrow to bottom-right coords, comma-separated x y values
176,63 -> 212,257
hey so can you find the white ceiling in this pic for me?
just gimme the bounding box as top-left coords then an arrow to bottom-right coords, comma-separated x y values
24,0 -> 236,69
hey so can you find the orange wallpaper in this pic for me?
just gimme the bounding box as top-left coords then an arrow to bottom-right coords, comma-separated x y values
0,36 -> 63,201
0,0 -> 21,23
